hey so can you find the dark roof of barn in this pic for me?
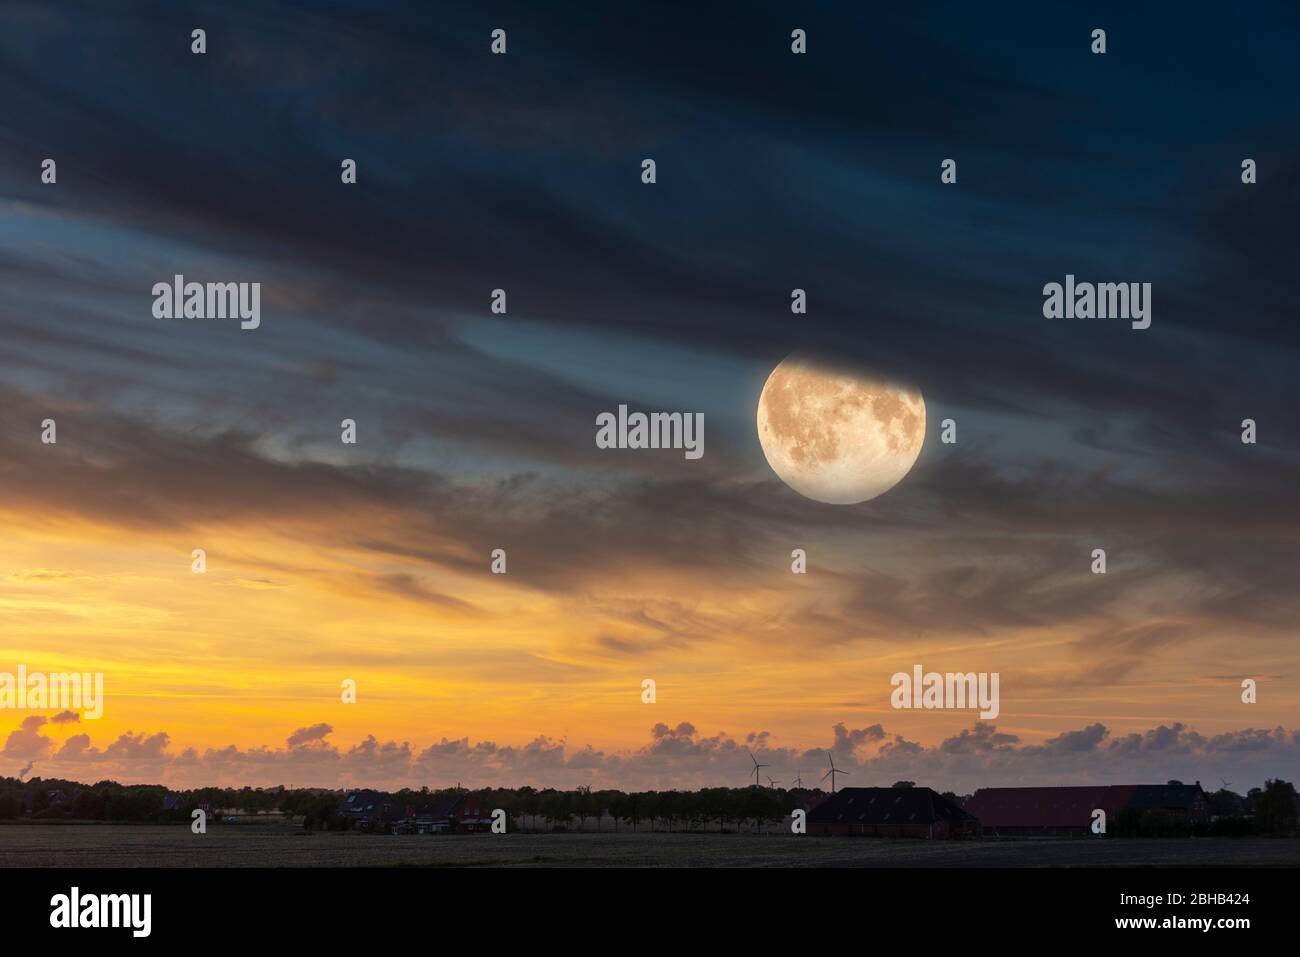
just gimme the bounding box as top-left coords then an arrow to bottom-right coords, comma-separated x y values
806,787 -> 976,827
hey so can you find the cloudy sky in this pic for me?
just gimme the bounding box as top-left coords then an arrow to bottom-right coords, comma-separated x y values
1,1 -> 1297,794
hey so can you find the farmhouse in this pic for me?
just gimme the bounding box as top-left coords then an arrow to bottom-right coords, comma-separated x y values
1126,782 -> 1210,826
396,794 -> 465,834
340,789 -> 404,830
452,796 -> 497,833
359,791 -> 497,834
807,787 -> 979,839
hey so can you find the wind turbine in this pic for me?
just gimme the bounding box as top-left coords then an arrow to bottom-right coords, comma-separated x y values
791,772 -> 804,788
766,775 -> 782,788
821,752 -> 849,793
749,752 -> 769,787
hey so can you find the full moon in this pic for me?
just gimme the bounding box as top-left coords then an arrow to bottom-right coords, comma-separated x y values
756,355 -> 926,505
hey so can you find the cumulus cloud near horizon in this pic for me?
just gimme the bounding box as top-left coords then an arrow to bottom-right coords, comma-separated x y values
3,716 -> 1297,795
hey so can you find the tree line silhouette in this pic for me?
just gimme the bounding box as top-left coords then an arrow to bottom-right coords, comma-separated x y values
2,776 -> 1295,836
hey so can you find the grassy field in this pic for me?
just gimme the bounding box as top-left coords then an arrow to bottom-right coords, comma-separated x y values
1,825 -> 1297,867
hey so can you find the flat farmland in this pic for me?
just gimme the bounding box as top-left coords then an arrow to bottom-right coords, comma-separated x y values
1,826 -> 1296,867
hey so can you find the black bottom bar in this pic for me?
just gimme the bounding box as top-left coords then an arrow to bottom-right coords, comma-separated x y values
0,865 -> 1287,942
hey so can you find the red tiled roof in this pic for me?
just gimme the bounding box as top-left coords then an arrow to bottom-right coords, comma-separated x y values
964,786 -> 1137,828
